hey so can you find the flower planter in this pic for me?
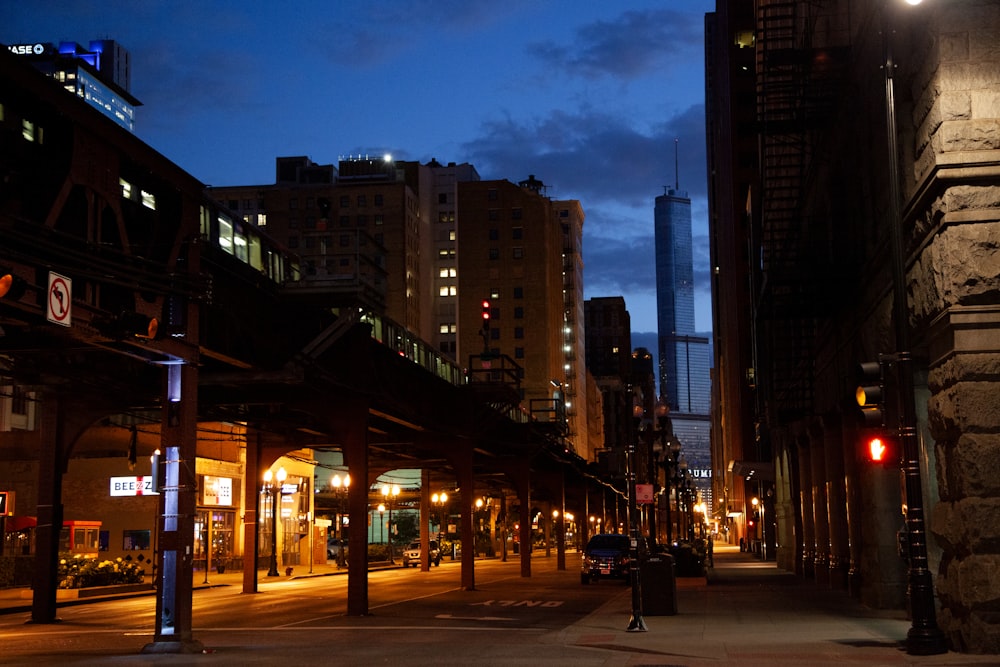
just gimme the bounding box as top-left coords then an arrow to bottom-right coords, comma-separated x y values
21,582 -> 153,599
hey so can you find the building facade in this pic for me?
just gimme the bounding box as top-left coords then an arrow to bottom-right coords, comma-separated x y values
456,176 -> 593,458
7,39 -> 138,132
584,297 -> 633,483
706,0 -> 1000,653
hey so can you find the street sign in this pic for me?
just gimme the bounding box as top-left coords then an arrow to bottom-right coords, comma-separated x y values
46,272 -> 72,326
636,483 -> 654,505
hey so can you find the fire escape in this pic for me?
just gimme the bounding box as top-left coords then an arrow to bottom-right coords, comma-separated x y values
754,0 -> 848,428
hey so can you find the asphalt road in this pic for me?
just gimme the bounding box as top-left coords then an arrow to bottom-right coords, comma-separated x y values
0,556 -> 629,665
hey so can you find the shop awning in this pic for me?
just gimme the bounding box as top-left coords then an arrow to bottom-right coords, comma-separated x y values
3,515 -> 37,532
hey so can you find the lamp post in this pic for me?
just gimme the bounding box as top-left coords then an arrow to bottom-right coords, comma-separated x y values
880,0 -> 946,655
382,483 -> 400,563
263,467 -> 286,577
432,491 -> 448,546
626,398 -> 646,632
377,504 -> 385,546
331,473 -> 350,568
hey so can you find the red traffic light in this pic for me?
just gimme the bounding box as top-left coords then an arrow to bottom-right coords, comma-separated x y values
868,436 -> 887,461
481,299 -> 491,320
864,434 -> 897,465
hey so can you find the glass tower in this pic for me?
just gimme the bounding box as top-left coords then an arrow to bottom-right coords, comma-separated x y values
654,187 -> 713,510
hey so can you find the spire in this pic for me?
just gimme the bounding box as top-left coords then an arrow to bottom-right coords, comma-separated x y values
674,138 -> 680,190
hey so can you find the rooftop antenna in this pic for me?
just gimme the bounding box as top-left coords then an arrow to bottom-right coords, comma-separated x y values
674,138 -> 680,190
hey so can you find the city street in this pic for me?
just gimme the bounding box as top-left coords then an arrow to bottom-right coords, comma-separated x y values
1,546 -> 997,666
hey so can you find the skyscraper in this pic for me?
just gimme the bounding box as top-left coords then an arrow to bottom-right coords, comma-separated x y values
7,39 -> 139,132
654,184 -> 713,511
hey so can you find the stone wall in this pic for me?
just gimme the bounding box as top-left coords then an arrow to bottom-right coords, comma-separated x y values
907,0 -> 1000,653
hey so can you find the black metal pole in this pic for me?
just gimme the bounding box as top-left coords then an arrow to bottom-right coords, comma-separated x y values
882,4 -> 946,654
267,486 -> 279,576
626,405 -> 646,632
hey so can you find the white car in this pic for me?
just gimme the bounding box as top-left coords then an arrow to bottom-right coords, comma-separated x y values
402,540 -> 441,567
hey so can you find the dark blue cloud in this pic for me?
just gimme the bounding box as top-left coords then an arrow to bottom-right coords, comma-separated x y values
527,9 -> 704,80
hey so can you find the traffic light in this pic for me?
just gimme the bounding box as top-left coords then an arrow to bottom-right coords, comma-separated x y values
95,310 -> 160,340
856,360 -> 885,428
0,268 -> 27,301
864,433 -> 899,466
480,299 -> 491,332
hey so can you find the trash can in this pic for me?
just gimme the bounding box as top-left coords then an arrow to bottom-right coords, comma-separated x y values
640,554 -> 677,615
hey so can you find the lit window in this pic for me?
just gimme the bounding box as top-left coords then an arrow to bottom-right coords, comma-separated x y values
218,215 -> 234,254
141,190 -> 156,210
120,178 -> 133,200
22,119 -> 35,142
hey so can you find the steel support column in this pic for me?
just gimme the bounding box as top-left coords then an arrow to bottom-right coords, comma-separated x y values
145,362 -> 202,654
343,400 -> 370,616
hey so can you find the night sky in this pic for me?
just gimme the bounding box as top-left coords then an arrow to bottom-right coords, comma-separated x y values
2,0 -> 714,335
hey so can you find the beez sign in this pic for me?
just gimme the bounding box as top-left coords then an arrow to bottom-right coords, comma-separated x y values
109,476 -> 158,497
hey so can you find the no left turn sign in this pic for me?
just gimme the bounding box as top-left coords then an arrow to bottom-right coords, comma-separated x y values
47,272 -> 72,327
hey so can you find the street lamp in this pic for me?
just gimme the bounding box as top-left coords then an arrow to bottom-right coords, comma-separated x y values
331,473 -> 350,567
263,466 -> 286,577
382,483 -> 400,563
880,0 -> 945,655
626,397 -> 646,632
431,491 -> 448,541
377,504 -> 385,546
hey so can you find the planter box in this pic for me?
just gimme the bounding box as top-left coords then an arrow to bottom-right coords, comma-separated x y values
20,582 -> 152,599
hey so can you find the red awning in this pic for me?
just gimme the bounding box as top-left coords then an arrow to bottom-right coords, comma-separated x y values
3,515 -> 37,532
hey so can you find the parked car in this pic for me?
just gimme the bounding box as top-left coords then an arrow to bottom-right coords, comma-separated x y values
327,537 -> 346,560
402,539 -> 441,567
580,533 -> 632,584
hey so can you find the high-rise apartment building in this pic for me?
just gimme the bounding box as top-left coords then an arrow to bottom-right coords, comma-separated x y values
457,176 -> 592,458
213,162 -> 595,458
422,159 -> 481,360
654,186 -> 713,510
584,296 -> 631,477
209,155 -> 432,336
6,39 -> 138,132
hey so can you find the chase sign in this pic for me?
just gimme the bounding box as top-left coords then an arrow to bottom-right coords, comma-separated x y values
7,43 -> 47,56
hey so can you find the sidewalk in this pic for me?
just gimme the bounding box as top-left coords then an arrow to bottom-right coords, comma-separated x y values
563,544 -> 997,666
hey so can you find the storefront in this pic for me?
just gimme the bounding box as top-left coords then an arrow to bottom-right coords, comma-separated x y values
196,474 -> 239,572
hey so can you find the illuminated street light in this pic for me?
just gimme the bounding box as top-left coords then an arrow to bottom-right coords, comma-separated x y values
382,484 -> 400,563
330,473 -> 350,567
431,492 -> 448,555
263,467 -> 287,577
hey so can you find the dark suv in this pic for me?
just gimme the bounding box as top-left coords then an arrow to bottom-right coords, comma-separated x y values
581,533 -> 632,584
